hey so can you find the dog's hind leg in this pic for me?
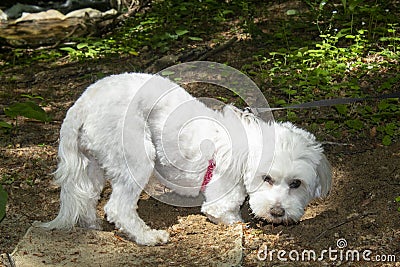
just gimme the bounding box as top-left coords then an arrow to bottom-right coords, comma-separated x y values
76,154 -> 105,229
39,155 -> 105,230
38,124 -> 105,230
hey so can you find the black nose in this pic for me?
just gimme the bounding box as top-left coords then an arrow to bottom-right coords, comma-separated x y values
270,206 -> 285,217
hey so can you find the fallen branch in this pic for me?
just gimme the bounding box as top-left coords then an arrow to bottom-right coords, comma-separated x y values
144,37 -> 239,72
197,37 -> 238,61
47,23 -> 84,49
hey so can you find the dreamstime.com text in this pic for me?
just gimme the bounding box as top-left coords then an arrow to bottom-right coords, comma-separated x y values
257,238 -> 398,263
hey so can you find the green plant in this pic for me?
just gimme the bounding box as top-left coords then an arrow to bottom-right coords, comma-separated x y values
379,23 -> 400,54
59,38 -> 139,60
1,174 -> 16,185
0,0 -> 255,64
396,196 -> 400,212
248,19 -> 399,144
57,0 -> 244,60
0,184 -> 7,222
0,95 -> 51,132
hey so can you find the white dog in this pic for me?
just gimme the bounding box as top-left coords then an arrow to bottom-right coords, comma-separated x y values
39,73 -> 332,245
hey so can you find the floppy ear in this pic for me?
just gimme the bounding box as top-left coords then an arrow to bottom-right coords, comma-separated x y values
314,154 -> 332,198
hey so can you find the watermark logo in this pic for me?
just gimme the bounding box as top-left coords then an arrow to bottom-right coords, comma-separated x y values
257,238 -> 398,263
336,238 -> 347,249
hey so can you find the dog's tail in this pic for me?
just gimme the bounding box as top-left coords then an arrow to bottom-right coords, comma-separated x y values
38,101 -> 102,230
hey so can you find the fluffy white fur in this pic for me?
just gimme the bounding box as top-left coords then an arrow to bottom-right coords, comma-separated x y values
39,73 -> 332,245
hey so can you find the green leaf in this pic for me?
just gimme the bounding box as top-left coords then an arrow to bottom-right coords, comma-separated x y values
175,29 -> 189,36
286,9 -> 299,16
325,120 -> 338,130
395,196 -> 400,202
378,100 -> 390,111
384,123 -> 396,136
357,29 -> 366,35
348,0 -> 362,12
59,47 -> 76,52
274,99 -> 287,106
77,43 -> 88,49
188,36 -> 203,41
345,119 -> 363,130
4,101 -> 51,122
382,135 -> 392,146
335,104 -> 348,115
20,94 -> 44,101
161,71 -> 175,76
0,184 -> 7,222
128,50 -> 139,56
0,121 -> 12,129
341,0 -> 347,10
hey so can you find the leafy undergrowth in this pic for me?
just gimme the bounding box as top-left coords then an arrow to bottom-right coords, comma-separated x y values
244,28 -> 400,145
241,0 -> 400,145
0,0 -> 399,147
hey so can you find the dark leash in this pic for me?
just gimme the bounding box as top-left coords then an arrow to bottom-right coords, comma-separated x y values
253,92 -> 400,112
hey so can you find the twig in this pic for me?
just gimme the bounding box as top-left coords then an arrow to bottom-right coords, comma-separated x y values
314,211 -> 376,241
36,23 -> 84,50
337,147 -> 375,155
197,37 -> 238,61
320,141 -> 353,146
99,0 -> 151,35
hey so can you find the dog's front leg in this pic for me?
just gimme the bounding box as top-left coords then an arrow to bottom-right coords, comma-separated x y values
103,138 -> 169,246
201,175 -> 246,225
104,176 -> 169,246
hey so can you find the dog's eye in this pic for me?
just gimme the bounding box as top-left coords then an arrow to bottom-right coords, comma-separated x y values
262,175 -> 274,185
289,179 -> 302,189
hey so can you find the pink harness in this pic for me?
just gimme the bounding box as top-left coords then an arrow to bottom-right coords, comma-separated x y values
201,159 -> 215,192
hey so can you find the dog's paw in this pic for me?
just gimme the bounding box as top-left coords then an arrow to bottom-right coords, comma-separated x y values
205,213 -> 243,225
79,220 -> 102,230
135,229 -> 169,246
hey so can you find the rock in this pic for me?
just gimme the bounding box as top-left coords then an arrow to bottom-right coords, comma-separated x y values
65,8 -> 117,19
65,7 -> 101,18
15,10 -> 66,23
0,9 -> 8,21
13,8 -> 117,23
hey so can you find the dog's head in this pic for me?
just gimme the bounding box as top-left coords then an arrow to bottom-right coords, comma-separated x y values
246,122 -> 332,224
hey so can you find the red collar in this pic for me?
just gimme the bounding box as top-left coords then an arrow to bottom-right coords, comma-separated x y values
201,159 -> 215,192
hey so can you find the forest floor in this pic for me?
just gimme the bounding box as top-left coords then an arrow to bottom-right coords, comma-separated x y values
0,1 -> 399,266
0,53 -> 399,267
